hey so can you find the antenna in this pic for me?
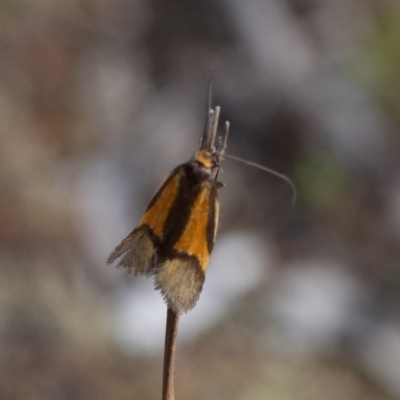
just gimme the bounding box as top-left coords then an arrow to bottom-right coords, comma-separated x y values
224,154 -> 297,205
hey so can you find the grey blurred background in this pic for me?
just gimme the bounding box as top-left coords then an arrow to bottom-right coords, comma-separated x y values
1,0 -> 400,399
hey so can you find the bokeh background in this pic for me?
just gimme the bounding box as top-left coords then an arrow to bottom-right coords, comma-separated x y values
2,0 -> 400,399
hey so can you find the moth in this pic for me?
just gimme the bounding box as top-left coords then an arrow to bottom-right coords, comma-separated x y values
107,87 -> 229,314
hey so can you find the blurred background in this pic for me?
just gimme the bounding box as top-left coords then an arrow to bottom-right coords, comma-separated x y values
1,0 -> 400,399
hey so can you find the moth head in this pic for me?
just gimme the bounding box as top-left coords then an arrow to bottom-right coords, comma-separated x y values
194,149 -> 214,169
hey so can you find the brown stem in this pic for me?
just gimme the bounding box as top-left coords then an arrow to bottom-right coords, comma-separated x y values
162,306 -> 180,400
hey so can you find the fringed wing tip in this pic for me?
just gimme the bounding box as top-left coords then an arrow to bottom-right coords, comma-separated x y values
106,251 -> 118,265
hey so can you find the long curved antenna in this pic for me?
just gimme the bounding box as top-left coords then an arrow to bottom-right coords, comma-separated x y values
224,154 -> 297,205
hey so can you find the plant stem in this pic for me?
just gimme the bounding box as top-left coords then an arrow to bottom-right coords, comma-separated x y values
162,306 -> 180,400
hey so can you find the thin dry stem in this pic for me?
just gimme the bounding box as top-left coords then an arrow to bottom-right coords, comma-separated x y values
162,307 -> 180,400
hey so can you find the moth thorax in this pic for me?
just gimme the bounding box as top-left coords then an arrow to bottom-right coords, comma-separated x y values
194,150 -> 213,169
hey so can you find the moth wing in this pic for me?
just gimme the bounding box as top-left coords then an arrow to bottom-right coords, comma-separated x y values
107,167 -> 182,275
155,182 -> 219,313
155,256 -> 205,313
107,226 -> 157,276
171,182 -> 218,272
